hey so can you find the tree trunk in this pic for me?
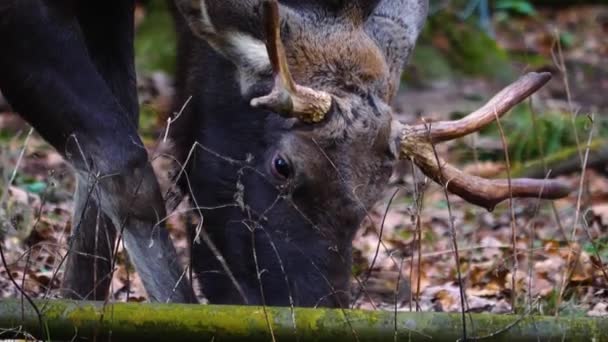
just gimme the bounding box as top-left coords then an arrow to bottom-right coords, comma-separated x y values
0,299 -> 606,341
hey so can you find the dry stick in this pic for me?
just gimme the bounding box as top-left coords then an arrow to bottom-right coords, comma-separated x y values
162,96 -> 192,143
1,129 -> 36,311
394,255 -> 406,342
464,130 -> 480,316
94,192 -> 102,301
124,241 -> 132,302
526,95 -> 569,316
0,241 -> 48,340
100,172 -> 131,336
271,194 -> 363,341
289,245 -> 361,342
20,188 -> 48,316
524,172 -> 550,310
0,326 -> 36,341
311,138 -> 402,309
20,248 -> 32,321
0,128 -> 47,339
427,123 -> 468,341
147,97 -> 200,303
42,180 -> 96,309
108,96 -> 218,306
46,134 -> 101,304
528,98 -> 568,241
492,107 -> 518,312
581,213 -> 608,283
240,195 -> 287,342
170,141 -> 249,303
247,224 -> 277,342
557,114 -> 595,313
409,160 -> 426,313
40,154 -> 97,304
414,192 -> 424,312
84,110 -> 199,331
551,31 -> 583,165
421,244 -> 589,262
41,173 -> 101,304
349,261 -> 379,311
277,196 -> 363,339
508,171 -> 549,339
187,185 -> 246,303
517,171 -> 556,331
352,188 -> 401,307
75,168 -> 111,304
0,128 -> 33,205
258,228 -> 299,341
464,298 -> 540,341
8,242 -> 106,268
551,30 -> 589,315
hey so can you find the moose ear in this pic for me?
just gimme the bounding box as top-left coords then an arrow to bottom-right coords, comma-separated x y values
174,0 -> 309,96
173,0 -> 292,75
364,0 -> 428,99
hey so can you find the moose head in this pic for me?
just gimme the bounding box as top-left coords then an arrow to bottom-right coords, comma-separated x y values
172,0 -> 570,307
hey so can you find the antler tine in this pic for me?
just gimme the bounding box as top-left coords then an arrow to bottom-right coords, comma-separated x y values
393,72 -> 572,211
250,0 -> 332,123
410,72 -> 552,144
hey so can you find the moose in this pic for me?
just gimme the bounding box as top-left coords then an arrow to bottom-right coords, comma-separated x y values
0,0 -> 569,307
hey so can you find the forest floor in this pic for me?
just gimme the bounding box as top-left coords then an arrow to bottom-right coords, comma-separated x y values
0,3 -> 607,319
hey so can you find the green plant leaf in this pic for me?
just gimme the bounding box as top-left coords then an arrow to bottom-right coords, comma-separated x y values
495,0 -> 536,16
26,181 -> 47,194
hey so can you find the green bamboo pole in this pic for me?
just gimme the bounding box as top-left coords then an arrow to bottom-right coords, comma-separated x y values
0,299 -> 606,341
510,139 -> 607,179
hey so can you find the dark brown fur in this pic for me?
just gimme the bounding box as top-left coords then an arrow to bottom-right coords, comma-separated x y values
171,0 -> 427,307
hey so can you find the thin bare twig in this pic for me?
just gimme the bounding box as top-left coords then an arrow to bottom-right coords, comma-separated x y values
492,107 -> 518,312
409,160 -> 426,313
557,114 -> 595,312
427,122 -> 468,341
528,98 -> 568,240
352,188 -> 401,306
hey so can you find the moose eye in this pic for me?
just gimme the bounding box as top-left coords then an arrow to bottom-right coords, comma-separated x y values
271,154 -> 292,180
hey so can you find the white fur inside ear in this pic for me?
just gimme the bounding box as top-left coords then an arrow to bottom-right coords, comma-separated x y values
225,33 -> 271,73
223,32 -> 272,94
180,1 -> 271,94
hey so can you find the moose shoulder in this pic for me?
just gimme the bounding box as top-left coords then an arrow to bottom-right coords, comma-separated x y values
170,0 -> 570,308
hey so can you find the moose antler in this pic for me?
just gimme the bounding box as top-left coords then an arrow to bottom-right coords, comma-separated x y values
250,0 -> 332,123
393,72 -> 572,211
